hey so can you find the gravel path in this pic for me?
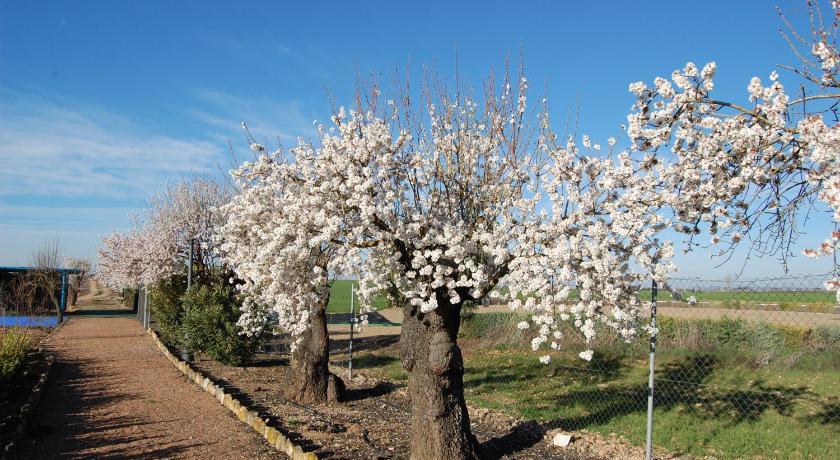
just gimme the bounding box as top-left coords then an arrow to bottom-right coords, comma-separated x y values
19,317 -> 283,459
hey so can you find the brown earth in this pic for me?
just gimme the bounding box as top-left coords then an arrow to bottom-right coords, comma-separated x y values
18,317 -> 284,459
188,334 -> 691,460
0,327 -> 52,451
352,303 -> 840,333
69,278 -> 127,312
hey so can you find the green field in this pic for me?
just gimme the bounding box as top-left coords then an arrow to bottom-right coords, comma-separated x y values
327,280 -> 389,313
336,313 -> 840,459
329,283 -> 836,314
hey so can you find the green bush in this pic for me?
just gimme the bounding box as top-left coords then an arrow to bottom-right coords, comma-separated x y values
149,275 -> 188,347
179,284 -> 260,366
0,328 -> 32,383
121,287 -> 138,310
810,325 -> 840,351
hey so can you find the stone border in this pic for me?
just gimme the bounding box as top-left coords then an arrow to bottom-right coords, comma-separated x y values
147,329 -> 317,460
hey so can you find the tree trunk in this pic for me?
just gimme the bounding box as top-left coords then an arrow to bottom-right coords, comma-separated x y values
400,293 -> 480,460
289,299 -> 343,404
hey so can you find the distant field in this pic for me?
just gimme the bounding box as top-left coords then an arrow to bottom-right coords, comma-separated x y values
327,281 -> 836,314
327,280 -> 389,313
645,289 -> 836,304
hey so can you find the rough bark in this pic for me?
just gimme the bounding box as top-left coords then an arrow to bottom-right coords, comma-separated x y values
400,292 -> 480,460
289,299 -> 344,404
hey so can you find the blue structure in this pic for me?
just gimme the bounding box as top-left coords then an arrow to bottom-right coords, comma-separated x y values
0,266 -> 82,326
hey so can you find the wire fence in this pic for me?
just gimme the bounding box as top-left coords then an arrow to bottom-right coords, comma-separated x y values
137,274 -> 840,457
324,273 -> 840,457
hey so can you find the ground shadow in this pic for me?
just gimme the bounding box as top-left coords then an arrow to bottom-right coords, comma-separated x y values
479,353 -> 813,458
808,401 -> 840,425
327,311 -> 398,326
201,374 -> 328,455
465,350 -> 629,392
342,381 -> 401,402
19,357 -> 202,459
330,333 -> 400,354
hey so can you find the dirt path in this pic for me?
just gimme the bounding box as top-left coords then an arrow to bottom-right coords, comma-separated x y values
72,278 -> 126,311
19,317 -> 283,459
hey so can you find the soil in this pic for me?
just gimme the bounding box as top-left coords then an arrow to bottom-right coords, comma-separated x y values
189,334 -> 690,459
0,328 -> 51,452
17,317 -> 284,459
68,278 -> 128,312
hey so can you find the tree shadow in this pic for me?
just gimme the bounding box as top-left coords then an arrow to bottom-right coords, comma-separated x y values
203,374 -> 325,454
465,350 -> 629,392
330,333 -> 400,354
327,311 -> 398,326
342,381 -> 401,402
18,357 -> 202,459
807,401 -> 840,425
479,353 -> 813,458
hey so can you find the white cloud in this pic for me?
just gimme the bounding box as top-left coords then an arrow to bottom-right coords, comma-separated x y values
187,88 -> 315,149
0,89 -> 227,198
0,204 -> 135,265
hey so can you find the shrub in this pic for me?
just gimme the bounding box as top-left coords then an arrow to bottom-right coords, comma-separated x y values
0,328 -> 32,383
121,287 -> 138,310
810,325 -> 840,351
149,275 -> 188,347
179,284 -> 260,366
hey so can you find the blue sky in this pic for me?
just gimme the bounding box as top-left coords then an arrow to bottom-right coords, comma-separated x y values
0,0 -> 835,278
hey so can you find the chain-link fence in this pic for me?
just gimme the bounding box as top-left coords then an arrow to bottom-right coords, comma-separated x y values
328,273 -> 840,458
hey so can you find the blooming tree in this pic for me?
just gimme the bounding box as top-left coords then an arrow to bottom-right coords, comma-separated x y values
224,69 -> 672,458
97,178 -> 230,290
219,145 -> 346,404
97,228 -> 177,289
626,1 -> 840,294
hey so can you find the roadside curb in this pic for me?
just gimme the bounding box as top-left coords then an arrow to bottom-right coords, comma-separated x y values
147,329 -> 317,460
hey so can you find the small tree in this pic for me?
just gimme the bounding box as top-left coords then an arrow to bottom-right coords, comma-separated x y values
30,238 -> 64,317
64,257 -> 92,306
226,67 -> 669,458
97,177 -> 231,290
219,148 -> 346,403
97,177 -> 243,347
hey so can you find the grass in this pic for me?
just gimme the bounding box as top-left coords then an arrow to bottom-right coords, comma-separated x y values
327,280 -> 390,313
0,327 -> 33,383
343,313 -> 840,459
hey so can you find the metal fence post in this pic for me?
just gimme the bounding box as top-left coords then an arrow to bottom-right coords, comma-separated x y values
144,287 -> 150,330
348,282 -> 355,381
187,238 -> 194,291
58,270 -> 67,323
646,279 -> 658,460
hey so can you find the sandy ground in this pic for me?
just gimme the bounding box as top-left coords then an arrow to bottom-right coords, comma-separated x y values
333,303 -> 840,339
70,278 -> 127,311
18,317 -> 284,459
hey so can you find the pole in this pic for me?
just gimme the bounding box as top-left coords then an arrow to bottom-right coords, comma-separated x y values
144,288 -> 150,330
137,286 -> 143,323
348,283 -> 355,381
645,279 -> 658,460
58,271 -> 67,324
187,238 -> 194,291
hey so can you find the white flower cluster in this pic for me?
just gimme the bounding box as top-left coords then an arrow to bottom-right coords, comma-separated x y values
221,72 -> 675,361
97,179 -> 229,289
627,35 -> 839,296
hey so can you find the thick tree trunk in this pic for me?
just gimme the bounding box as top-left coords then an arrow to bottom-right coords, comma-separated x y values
289,299 -> 344,404
400,293 -> 480,460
